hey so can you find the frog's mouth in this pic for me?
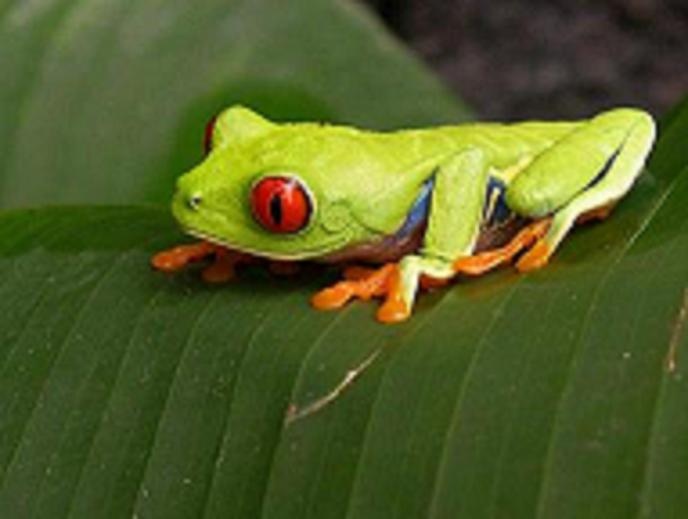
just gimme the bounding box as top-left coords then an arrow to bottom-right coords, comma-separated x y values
181,225 -> 353,262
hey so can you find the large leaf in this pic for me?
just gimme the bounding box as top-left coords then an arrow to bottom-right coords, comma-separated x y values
0,0 -> 467,208
1,101 -> 687,517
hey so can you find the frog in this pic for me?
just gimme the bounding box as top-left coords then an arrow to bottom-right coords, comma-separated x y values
152,105 -> 655,323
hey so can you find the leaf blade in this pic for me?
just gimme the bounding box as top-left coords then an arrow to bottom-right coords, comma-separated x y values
0,101 -> 687,518
0,0 -> 468,208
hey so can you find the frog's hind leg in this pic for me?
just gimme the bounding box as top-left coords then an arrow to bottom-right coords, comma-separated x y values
505,108 -> 656,271
452,218 -> 552,275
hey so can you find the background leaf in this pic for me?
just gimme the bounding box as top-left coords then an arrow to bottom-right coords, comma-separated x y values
0,0 -> 468,208
0,101 -> 687,518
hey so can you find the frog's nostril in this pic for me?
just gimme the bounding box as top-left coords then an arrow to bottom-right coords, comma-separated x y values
188,193 -> 203,211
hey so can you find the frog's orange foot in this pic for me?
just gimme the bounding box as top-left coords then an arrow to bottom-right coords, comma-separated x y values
151,241 -> 217,272
376,268 -> 411,324
453,251 -> 511,277
516,240 -> 552,272
446,217 -> 553,279
152,241 -> 253,283
312,264 -> 396,310
312,264 -> 410,322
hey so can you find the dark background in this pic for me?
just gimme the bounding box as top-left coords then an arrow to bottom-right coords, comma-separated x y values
364,0 -> 688,119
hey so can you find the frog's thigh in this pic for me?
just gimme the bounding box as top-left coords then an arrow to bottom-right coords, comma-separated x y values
540,110 -> 655,252
505,108 -> 654,219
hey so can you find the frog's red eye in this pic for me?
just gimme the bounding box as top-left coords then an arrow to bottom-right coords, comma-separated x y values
251,177 -> 312,233
203,114 -> 218,154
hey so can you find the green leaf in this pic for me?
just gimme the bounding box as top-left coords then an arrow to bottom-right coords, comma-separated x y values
0,99 -> 687,518
0,0 -> 468,209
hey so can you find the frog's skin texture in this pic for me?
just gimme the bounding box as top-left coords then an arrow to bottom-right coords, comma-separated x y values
152,106 -> 655,323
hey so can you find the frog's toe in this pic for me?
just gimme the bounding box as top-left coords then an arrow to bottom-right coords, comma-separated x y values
376,264 -> 412,323
377,298 -> 411,323
201,249 -> 254,283
151,241 -> 217,272
516,240 -> 552,272
453,251 -> 508,276
449,217 -> 552,277
377,288 -> 411,323
311,285 -> 355,310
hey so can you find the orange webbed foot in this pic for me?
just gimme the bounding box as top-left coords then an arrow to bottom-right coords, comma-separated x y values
447,218 -> 552,277
312,264 -> 411,324
311,264 -> 398,312
151,241 -> 218,272
152,241 -> 254,283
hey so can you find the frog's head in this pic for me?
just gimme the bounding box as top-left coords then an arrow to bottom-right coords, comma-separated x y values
171,106 -> 388,260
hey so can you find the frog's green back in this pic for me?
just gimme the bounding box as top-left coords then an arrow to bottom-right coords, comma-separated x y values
355,120 -> 582,170
270,119 -> 581,178
237,117 -> 582,235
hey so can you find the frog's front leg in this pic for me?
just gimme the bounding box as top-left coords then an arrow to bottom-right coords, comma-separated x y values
152,241 -> 255,283
314,148 -> 490,323
152,241 -> 218,271
382,149 -> 493,322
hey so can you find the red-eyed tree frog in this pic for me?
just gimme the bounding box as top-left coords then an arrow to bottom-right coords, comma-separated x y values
152,106 -> 655,323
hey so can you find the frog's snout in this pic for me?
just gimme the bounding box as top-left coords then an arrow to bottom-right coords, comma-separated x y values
173,177 -> 204,213
171,181 -> 206,231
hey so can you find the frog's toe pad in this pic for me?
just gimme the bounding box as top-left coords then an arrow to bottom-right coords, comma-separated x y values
151,251 -> 185,272
516,240 -> 551,272
311,285 -> 355,310
151,242 -> 216,272
376,297 -> 411,323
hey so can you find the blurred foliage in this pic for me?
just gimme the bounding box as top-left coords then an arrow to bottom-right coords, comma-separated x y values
0,0 -> 468,208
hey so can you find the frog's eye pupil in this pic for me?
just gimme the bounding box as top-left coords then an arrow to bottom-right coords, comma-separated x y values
203,114 -> 218,155
269,192 -> 283,226
251,177 -> 311,233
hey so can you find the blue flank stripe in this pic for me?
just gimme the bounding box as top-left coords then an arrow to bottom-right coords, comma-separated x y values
484,176 -> 511,225
393,177 -> 434,240
389,175 -> 511,244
